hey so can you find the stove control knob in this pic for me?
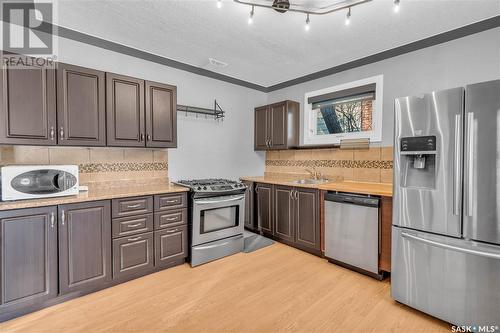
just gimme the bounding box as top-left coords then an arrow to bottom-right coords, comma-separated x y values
203,186 -> 207,190
197,186 -> 202,190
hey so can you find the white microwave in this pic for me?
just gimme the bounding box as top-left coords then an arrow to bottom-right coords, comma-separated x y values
0,165 -> 79,201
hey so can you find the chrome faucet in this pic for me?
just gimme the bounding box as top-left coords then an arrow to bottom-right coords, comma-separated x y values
305,167 -> 321,180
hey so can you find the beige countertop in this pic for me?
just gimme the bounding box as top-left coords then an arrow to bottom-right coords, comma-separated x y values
0,182 -> 189,211
240,176 -> 393,197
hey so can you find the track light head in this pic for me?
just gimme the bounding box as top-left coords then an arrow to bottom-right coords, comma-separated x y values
345,7 -> 351,26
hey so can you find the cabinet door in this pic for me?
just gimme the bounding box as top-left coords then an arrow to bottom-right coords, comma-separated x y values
59,201 -> 111,294
295,188 -> 320,251
274,186 -> 295,242
243,181 -> 255,230
113,232 -> 154,280
106,73 -> 145,147
0,207 -> 57,314
256,183 -> 273,234
57,63 -> 106,146
270,102 -> 287,149
155,226 -> 187,268
0,65 -> 56,145
254,106 -> 269,150
145,81 -> 177,148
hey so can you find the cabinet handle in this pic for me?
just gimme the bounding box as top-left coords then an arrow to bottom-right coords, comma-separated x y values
126,204 -> 141,209
127,236 -> 141,242
127,223 -> 142,228
147,134 -> 151,141
50,212 -> 55,228
289,190 -> 293,200
49,126 -> 55,140
59,126 -> 64,140
140,133 -> 145,142
166,228 -> 180,234
166,200 -> 178,204
166,217 -> 178,221
294,190 -> 299,200
61,210 -> 65,226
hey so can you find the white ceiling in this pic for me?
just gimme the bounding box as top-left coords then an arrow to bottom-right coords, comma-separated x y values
55,0 -> 500,87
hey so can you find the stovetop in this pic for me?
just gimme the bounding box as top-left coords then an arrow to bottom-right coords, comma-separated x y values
173,178 -> 246,195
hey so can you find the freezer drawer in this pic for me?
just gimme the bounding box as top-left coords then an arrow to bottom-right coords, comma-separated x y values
325,193 -> 379,275
392,226 -> 500,326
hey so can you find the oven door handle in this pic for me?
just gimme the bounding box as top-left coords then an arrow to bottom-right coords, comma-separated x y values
195,195 -> 245,205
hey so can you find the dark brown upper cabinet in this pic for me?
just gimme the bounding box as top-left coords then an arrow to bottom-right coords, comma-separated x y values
58,200 -> 111,294
0,206 -> 58,315
254,100 -> 299,151
145,81 -> 177,148
57,63 -> 106,146
0,64 -> 57,145
106,73 -> 145,147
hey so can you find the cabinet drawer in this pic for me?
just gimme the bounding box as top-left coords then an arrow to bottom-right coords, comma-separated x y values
112,196 -> 153,218
154,193 -> 187,211
113,214 -> 153,238
154,209 -> 187,230
155,226 -> 188,268
113,232 -> 154,280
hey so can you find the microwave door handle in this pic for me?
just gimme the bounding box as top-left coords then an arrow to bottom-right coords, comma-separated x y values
52,173 -> 61,189
195,195 -> 245,205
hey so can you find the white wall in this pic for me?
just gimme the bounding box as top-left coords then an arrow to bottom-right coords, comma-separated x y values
54,36 -> 267,180
267,28 -> 500,146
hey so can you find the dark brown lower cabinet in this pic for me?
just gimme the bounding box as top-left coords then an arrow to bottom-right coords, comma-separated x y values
295,188 -> 320,252
256,183 -> 273,234
155,225 -> 188,269
274,185 -> 295,243
0,207 -> 58,314
243,181 -> 256,231
58,201 -> 112,294
113,232 -> 154,280
255,183 -> 321,255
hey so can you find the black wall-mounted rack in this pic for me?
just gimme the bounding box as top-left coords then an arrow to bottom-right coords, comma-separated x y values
177,100 -> 225,120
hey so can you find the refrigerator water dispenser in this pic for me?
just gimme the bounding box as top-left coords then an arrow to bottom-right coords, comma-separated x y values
399,136 -> 437,189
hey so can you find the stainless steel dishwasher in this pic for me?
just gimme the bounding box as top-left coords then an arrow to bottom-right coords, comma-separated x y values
324,192 -> 381,279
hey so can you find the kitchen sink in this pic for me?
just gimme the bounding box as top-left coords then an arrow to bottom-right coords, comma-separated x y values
290,179 -> 330,185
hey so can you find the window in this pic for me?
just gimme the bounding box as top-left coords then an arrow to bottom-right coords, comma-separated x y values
303,75 -> 383,145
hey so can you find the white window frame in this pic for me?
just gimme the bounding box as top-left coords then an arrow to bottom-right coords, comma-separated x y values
302,75 -> 383,146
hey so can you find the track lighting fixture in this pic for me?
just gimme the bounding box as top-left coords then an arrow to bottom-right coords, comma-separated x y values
393,0 -> 400,13
345,7 -> 351,26
305,13 -> 310,31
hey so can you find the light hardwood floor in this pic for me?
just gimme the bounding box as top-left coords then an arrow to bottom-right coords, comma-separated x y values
1,243 -> 450,333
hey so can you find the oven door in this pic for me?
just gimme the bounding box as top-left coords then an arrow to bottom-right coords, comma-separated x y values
192,194 -> 245,246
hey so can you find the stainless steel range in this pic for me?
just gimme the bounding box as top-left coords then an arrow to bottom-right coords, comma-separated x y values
173,179 -> 246,267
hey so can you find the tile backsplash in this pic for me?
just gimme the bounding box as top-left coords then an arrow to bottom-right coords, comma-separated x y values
0,146 -> 168,185
265,146 -> 393,183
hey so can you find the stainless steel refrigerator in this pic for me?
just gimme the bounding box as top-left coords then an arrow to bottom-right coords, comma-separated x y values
392,79 -> 500,326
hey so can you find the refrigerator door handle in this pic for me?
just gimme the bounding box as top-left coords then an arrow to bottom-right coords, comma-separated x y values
465,112 -> 474,217
453,114 -> 462,216
401,232 -> 500,260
